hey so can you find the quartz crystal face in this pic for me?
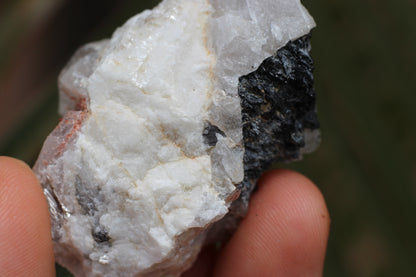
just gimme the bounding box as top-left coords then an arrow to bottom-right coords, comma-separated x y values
33,0 -> 319,276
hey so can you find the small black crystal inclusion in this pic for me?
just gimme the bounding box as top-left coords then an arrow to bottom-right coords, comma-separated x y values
203,122 -> 226,146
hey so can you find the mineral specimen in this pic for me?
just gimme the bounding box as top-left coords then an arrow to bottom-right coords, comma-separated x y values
33,0 -> 319,276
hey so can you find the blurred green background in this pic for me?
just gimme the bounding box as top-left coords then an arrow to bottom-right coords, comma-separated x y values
1,0 -> 415,276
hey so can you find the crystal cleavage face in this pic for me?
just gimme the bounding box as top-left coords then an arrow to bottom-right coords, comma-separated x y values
33,0 -> 319,276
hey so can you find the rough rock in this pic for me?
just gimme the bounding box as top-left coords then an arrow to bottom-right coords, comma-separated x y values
33,0 -> 319,276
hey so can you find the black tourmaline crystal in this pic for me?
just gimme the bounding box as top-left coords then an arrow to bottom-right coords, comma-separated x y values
238,33 -> 319,202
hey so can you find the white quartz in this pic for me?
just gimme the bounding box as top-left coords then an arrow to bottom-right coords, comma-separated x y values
34,0 -> 315,276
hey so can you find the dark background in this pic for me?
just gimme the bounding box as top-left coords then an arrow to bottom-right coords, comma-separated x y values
1,0 -> 415,276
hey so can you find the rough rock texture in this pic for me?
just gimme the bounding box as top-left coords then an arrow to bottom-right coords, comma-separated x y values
33,0 -> 319,276
238,34 -> 320,203
210,34 -> 320,239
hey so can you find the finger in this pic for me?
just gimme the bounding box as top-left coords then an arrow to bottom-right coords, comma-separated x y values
214,169 -> 330,277
181,245 -> 217,277
0,157 -> 55,277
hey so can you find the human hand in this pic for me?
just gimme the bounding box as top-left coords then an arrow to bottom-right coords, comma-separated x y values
0,157 -> 55,276
182,167 -> 330,277
0,156 -> 329,277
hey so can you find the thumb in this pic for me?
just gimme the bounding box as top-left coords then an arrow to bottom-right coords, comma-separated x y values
0,157 -> 55,277
214,169 -> 330,277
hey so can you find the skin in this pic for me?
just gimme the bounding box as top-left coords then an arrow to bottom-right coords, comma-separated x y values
0,156 -> 329,277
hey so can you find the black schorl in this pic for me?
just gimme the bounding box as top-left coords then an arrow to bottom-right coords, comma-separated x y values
75,175 -> 112,244
203,122 -> 226,147
237,33 -> 319,201
93,228 -> 111,244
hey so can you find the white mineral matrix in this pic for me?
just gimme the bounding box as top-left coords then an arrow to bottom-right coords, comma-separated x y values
34,0 -> 318,276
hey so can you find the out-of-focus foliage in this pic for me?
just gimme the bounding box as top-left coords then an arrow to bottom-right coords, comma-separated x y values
1,0 -> 415,276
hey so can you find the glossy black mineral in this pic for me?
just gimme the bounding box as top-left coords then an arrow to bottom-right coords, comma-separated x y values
238,33 -> 319,202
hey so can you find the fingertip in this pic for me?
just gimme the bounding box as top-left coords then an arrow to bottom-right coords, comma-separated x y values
0,157 -> 55,277
258,169 -> 330,234
257,169 -> 330,272
215,169 -> 329,277
0,156 -> 34,183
